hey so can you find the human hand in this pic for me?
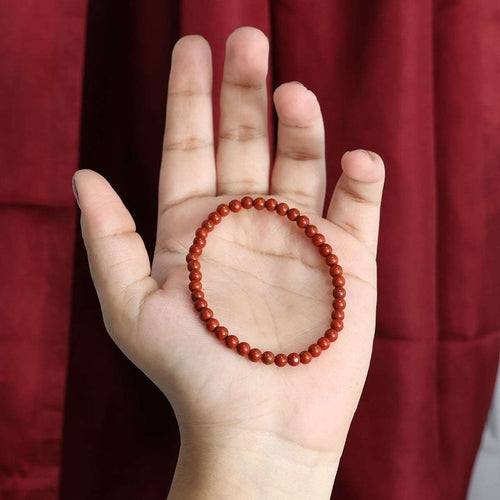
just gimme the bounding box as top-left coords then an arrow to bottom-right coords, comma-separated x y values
73,27 -> 384,499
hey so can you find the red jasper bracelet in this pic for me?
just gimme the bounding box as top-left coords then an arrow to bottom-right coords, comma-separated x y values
186,196 -> 346,367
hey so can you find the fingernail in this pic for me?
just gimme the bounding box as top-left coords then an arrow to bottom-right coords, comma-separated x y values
352,149 -> 376,160
72,176 -> 80,209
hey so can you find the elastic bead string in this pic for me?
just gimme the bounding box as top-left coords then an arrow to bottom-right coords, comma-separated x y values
186,197 -> 346,367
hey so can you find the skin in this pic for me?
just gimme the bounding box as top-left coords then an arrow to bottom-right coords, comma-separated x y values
73,27 -> 385,499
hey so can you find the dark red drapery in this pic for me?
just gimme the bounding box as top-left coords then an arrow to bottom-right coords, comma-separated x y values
1,1 -> 499,498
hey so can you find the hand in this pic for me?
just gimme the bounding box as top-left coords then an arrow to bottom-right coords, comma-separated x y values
73,27 -> 384,499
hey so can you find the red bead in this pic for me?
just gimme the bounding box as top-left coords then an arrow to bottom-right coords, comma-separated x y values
326,254 -> 338,266
187,260 -> 201,271
305,225 -> 318,237
333,275 -> 345,287
300,351 -> 312,364
331,319 -> 344,332
217,204 -> 230,216
333,298 -> 346,310
225,335 -> 239,349
189,270 -> 202,281
191,290 -> 204,301
208,211 -> 222,224
192,236 -> 206,248
241,196 -> 254,209
202,219 -> 214,231
319,244 -> 332,257
265,198 -> 278,211
229,200 -> 242,212
309,344 -> 322,357
296,215 -> 310,228
275,353 -> 288,367
237,342 -> 251,356
262,351 -> 275,365
186,252 -> 197,263
189,244 -> 202,256
194,298 -> 207,311
317,337 -> 330,350
199,308 -> 213,321
196,227 -> 209,238
215,326 -> 229,340
325,329 -> 339,342
288,353 -> 300,366
189,280 -> 202,291
276,202 -> 289,216
253,197 -> 266,210
248,348 -> 262,362
287,208 -> 300,221
331,309 -> 344,320
329,264 -> 343,276
312,233 -> 325,246
333,287 -> 346,298
206,318 -> 219,331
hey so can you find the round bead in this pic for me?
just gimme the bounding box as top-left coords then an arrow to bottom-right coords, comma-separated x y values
333,287 -> 346,298
206,318 -> 219,331
287,208 -> 300,221
208,211 -> 222,224
189,270 -> 202,281
237,342 -> 251,356
331,309 -> 344,320
288,353 -> 300,366
300,351 -> 312,364
265,198 -> 278,211
317,337 -> 330,350
215,326 -> 229,340
333,275 -> 345,287
189,280 -> 202,292
217,204 -> 230,216
229,200 -> 242,212
199,308 -> 213,321
194,298 -> 207,311
305,225 -> 318,238
312,233 -> 326,247
275,353 -> 288,367
331,319 -> 344,332
319,244 -> 332,257
325,329 -> 339,342
329,264 -> 343,276
241,196 -> 254,209
333,298 -> 346,310
191,290 -> 204,301
248,348 -> 262,362
262,351 -> 275,365
253,197 -> 266,210
196,227 -> 209,238
187,260 -> 201,271
309,344 -> 322,357
186,252 -> 197,263
296,215 -> 310,228
202,219 -> 214,231
225,335 -> 239,349
189,244 -> 202,256
326,254 -> 338,266
276,202 -> 289,216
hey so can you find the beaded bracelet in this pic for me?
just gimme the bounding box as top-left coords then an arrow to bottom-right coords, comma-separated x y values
186,196 -> 346,367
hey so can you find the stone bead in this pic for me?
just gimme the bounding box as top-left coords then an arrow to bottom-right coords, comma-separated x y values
241,196 -> 254,209
215,326 -> 229,340
305,224 -> 318,238
333,298 -> 346,310
208,211 -> 222,224
189,270 -> 202,281
185,252 -> 197,263
253,197 -> 266,210
319,244 -> 332,257
331,309 -> 344,320
248,348 -> 262,362
189,244 -> 202,256
308,344 -> 322,357
206,318 -> 219,331
333,275 -> 345,287
287,208 -> 300,221
329,264 -> 343,276
312,233 -> 325,247
331,319 -> 344,332
296,215 -> 310,228
202,219 -> 215,231
276,202 -> 289,216
229,199 -> 242,212
189,280 -> 202,292
325,329 -> 339,342
274,353 -> 288,367
194,298 -> 207,311
196,227 -> 209,238
217,204 -> 230,217
300,351 -> 312,364
199,308 -> 213,321
333,287 -> 346,298
265,198 -> 278,211
326,254 -> 338,266
187,260 -> 201,271
225,335 -> 239,349
237,342 -> 251,356
262,351 -> 275,365
191,290 -> 204,301
288,353 -> 300,366
317,337 -> 330,350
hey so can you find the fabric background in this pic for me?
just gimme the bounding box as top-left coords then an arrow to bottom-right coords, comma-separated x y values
1,1 -> 499,499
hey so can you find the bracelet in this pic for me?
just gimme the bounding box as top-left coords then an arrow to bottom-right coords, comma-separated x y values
186,197 -> 346,367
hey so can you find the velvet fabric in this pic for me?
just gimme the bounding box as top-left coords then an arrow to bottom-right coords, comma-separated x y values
1,1 -> 499,498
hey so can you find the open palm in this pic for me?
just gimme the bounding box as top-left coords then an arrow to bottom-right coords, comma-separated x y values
74,27 -> 384,493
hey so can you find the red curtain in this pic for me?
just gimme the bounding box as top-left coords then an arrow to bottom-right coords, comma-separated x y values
1,1 -> 499,498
